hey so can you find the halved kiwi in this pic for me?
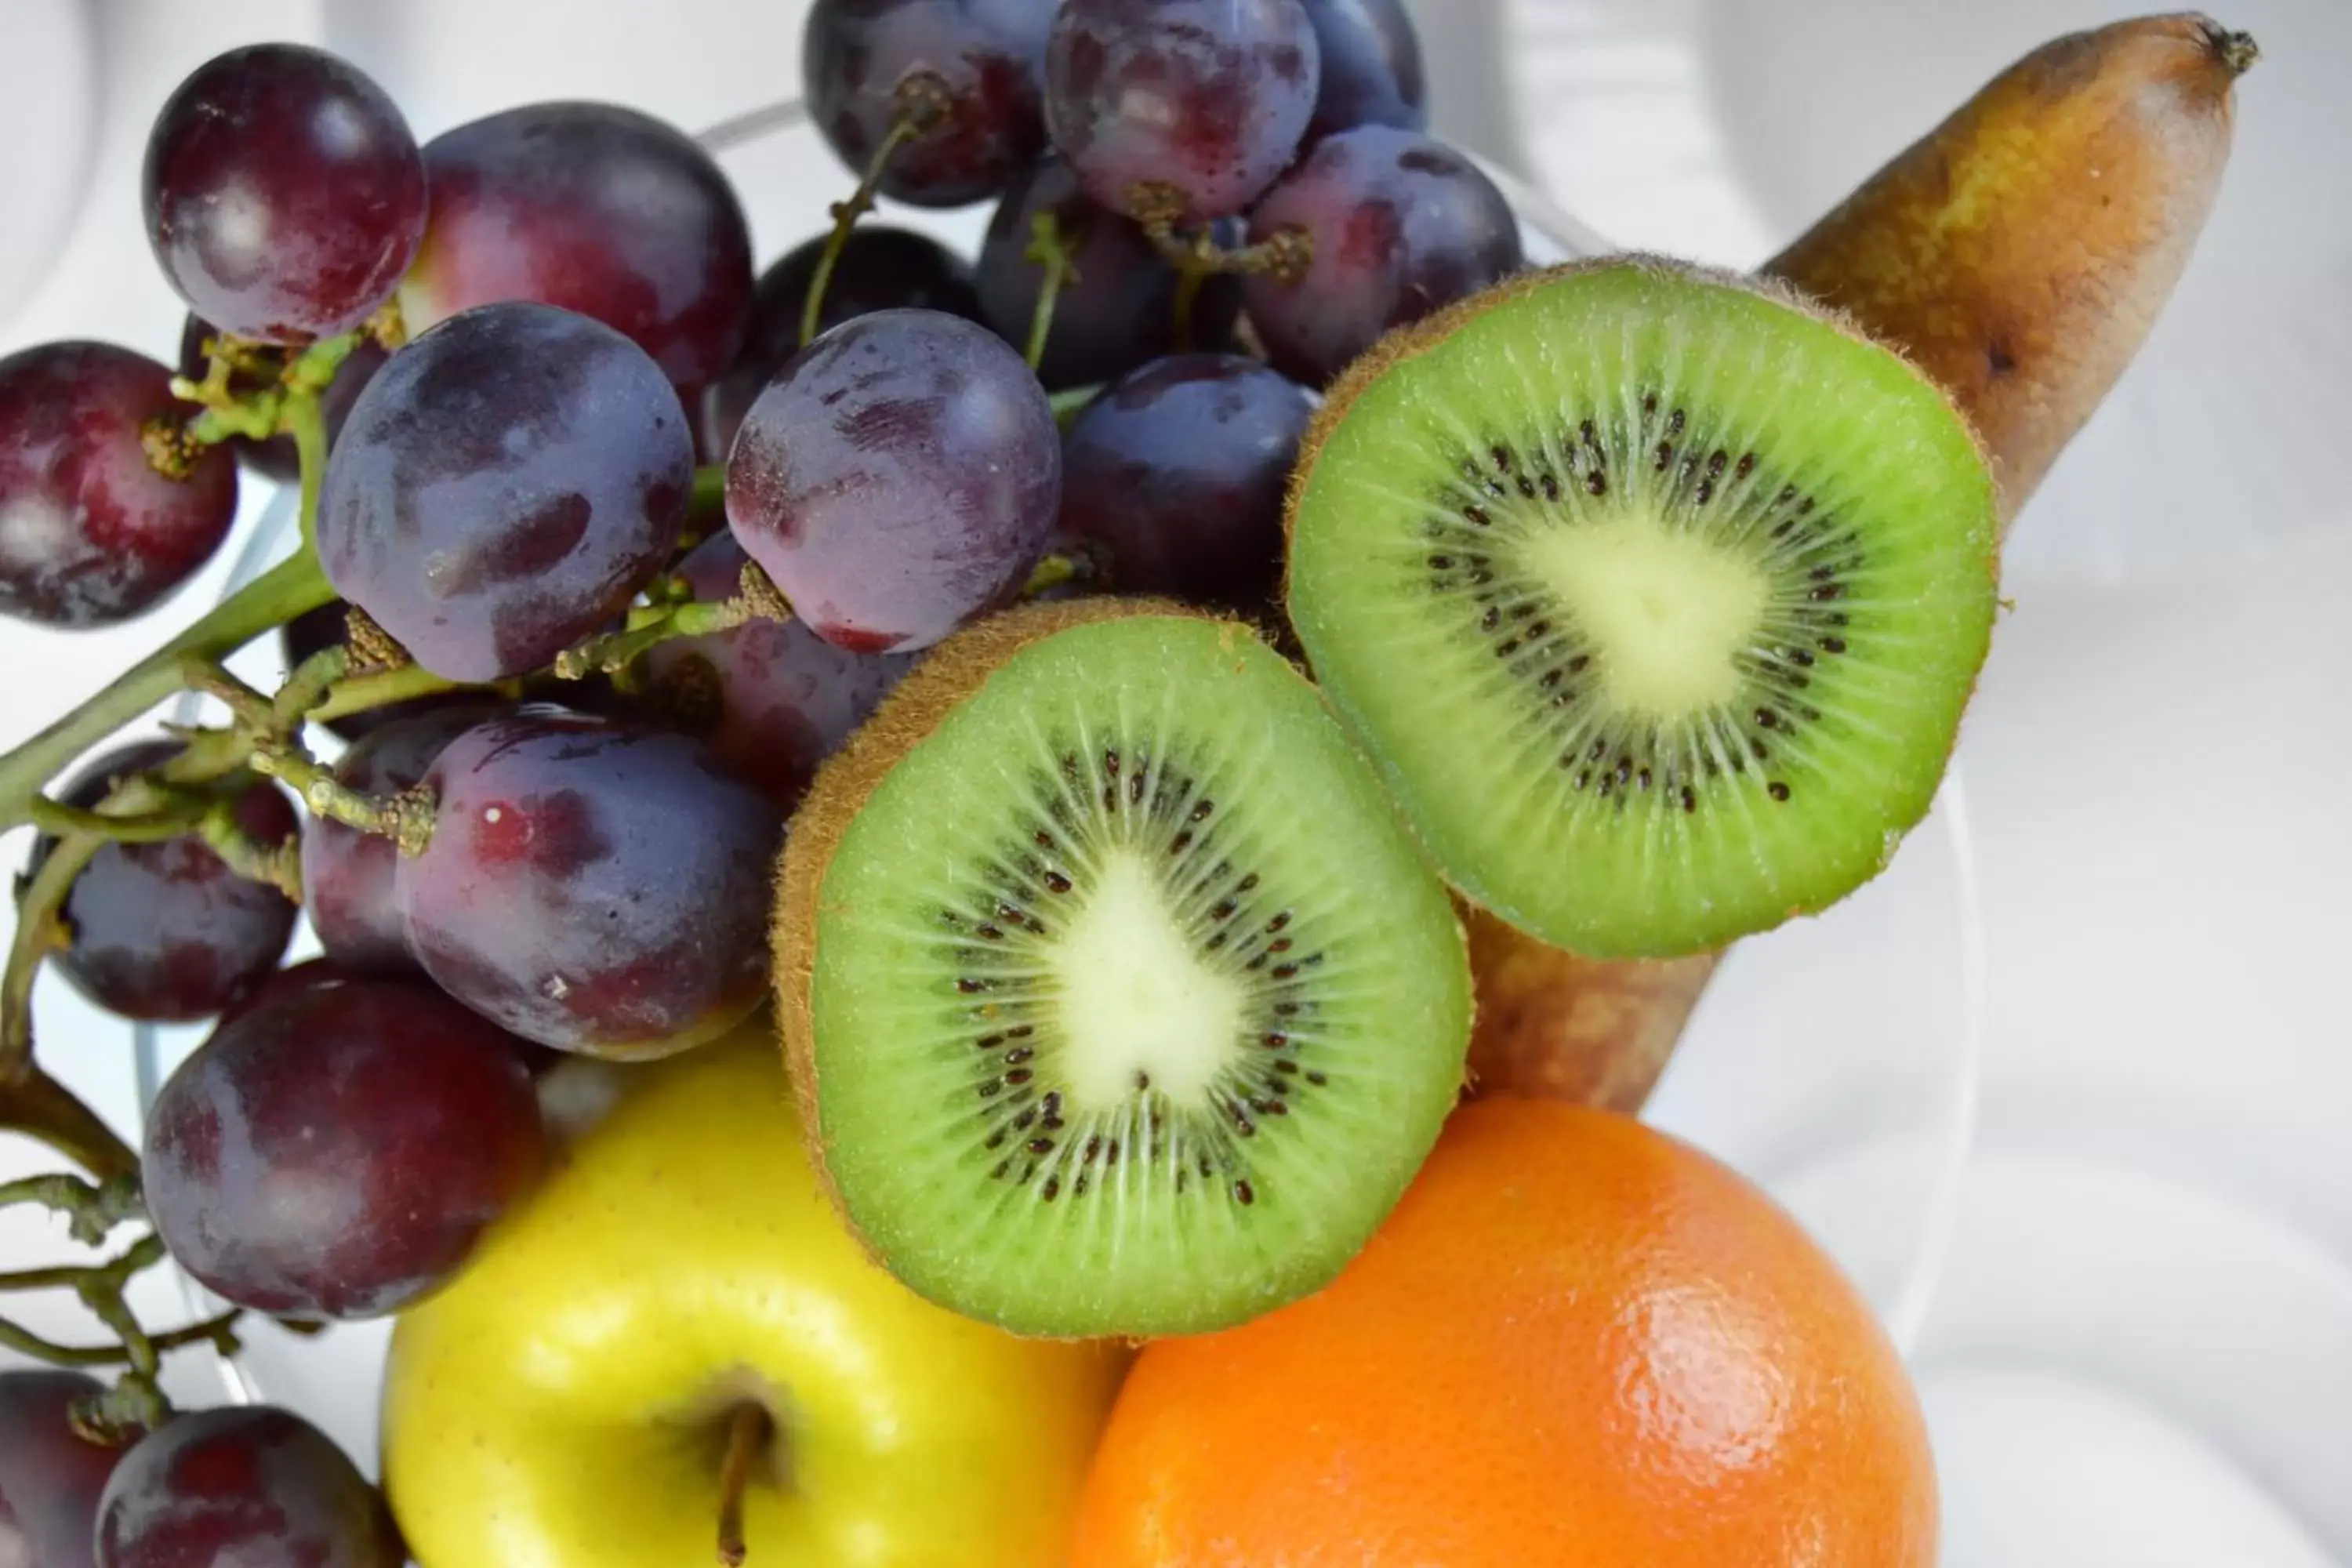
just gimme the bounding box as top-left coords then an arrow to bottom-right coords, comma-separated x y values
1285,256 -> 1999,958
775,601 -> 1472,1338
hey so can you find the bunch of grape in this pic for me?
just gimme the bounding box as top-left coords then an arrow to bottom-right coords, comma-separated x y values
0,2 -> 1526,1557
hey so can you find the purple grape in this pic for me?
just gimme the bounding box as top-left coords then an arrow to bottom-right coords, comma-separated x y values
1299,0 -> 1425,142
405,103 -> 755,387
142,45 -> 425,343
640,534 -> 913,807
0,1371 -> 132,1568
726,309 -> 1058,653
1243,125 -> 1523,385
175,318 -> 387,486
28,743 -> 297,1024
396,710 -> 782,1058
318,301 -> 694,682
143,974 -> 545,1319
974,158 -> 1240,390
212,956 -> 365,1033
1044,0 -> 1319,223
0,343 -> 239,627
699,227 -> 982,460
804,0 -> 1059,208
1058,354 -> 1315,610
300,705 -> 506,974
94,1406 -> 398,1568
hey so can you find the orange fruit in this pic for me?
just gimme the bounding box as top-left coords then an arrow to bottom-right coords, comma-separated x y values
1071,1098 -> 1937,1566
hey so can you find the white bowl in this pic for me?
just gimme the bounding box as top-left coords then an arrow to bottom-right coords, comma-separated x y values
126,96 -> 1981,1473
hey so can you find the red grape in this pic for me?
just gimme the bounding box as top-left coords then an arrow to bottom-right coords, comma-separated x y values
175,318 -> 387,486
975,158 -> 1240,390
1058,354 -> 1316,610
699,227 -> 982,460
640,533 -> 913,807
300,705 -> 505,975
0,1371 -> 131,1568
141,45 -> 425,343
396,710 -> 782,1058
804,0 -> 1058,208
94,1406 -> 398,1568
404,103 -> 755,387
0,343 -> 239,628
317,302 -> 694,682
1242,125 -> 1523,385
1299,0 -> 1426,142
1044,0 -> 1320,222
29,743 -> 297,1025
143,974 -> 545,1320
727,308 -> 1059,653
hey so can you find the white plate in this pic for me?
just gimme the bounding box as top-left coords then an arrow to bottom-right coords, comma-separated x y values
0,0 -> 97,341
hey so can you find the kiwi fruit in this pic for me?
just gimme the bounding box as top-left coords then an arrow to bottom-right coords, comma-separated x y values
1284,256 -> 1999,958
774,599 -> 1472,1338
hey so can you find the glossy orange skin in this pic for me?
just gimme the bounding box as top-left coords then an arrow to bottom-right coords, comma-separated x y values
1073,1099 -> 1937,1567
1768,13 -> 2250,529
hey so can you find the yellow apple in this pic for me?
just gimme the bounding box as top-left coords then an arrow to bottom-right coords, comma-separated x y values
382,1016 -> 1124,1567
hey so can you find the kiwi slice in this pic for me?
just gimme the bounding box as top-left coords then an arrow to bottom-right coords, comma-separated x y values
775,600 -> 1472,1338
1284,256 -> 1999,958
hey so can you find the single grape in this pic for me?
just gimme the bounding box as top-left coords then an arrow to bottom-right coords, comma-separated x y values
396,710 -> 782,1058
727,309 -> 1059,653
142,45 -> 425,343
0,1371 -> 132,1568
301,705 -> 506,974
143,973 -> 546,1319
318,301 -> 694,682
699,227 -> 982,460
974,157 -> 1240,390
1299,0 -> 1426,142
1058,354 -> 1316,611
403,103 -> 755,387
804,0 -> 1059,208
0,343 -> 239,628
1243,125 -> 1523,385
27,743 -> 297,1024
94,1406 -> 399,1568
1044,0 -> 1319,222
639,533 -> 914,807
176,318 -> 387,485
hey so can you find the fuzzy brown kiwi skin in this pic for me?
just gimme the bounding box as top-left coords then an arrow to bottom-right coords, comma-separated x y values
773,596 -> 1280,1243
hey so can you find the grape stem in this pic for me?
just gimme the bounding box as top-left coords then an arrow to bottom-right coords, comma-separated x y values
1022,211 -> 1079,372
0,550 -> 336,834
1048,384 -> 1105,431
198,801 -> 303,902
553,560 -> 793,680
692,463 -> 727,518
714,1403 -> 770,1567
1131,203 -> 1314,350
0,1172 -> 144,1247
246,741 -> 435,857
798,70 -> 953,347
0,1305 -> 238,1372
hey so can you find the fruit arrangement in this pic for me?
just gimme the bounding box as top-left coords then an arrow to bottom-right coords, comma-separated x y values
0,5 -> 2249,1566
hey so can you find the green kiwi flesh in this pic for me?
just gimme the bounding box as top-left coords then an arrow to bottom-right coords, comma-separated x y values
1285,257 -> 1999,958
786,608 -> 1472,1338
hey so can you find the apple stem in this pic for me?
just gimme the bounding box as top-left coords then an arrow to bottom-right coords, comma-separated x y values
715,1403 -> 769,1567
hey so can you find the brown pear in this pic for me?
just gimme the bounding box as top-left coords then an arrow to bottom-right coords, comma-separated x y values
1767,12 -> 2255,528
1467,13 -> 2253,1112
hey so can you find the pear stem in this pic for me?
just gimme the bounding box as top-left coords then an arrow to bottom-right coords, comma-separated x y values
714,1403 -> 768,1567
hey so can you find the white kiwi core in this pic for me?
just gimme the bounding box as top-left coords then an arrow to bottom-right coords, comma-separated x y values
1519,513 -> 1767,716
1044,848 -> 1247,1113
